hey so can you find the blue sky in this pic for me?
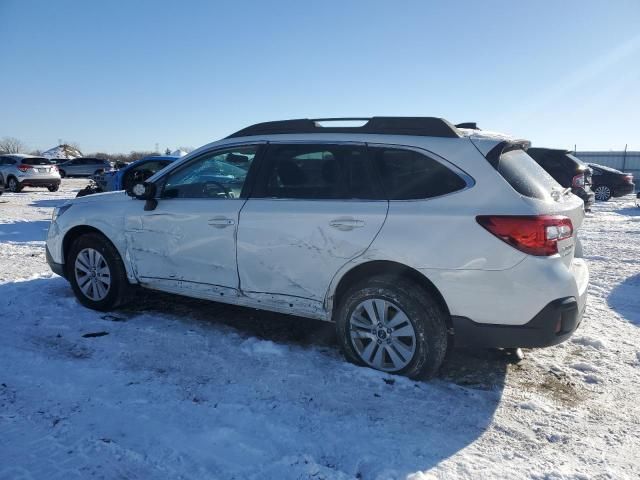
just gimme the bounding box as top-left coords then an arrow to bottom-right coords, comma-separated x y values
1,0 -> 639,153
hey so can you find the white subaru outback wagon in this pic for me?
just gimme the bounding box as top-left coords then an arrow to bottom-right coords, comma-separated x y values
46,117 -> 589,379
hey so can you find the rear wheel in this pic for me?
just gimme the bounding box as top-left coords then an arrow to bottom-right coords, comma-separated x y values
48,184 -> 60,192
59,170 -> 66,178
7,177 -> 22,193
594,185 -> 611,201
67,233 -> 130,311
335,275 -> 448,379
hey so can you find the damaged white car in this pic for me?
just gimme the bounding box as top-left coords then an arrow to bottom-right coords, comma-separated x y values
46,117 -> 589,379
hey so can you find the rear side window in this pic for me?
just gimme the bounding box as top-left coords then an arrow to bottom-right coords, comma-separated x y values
372,147 -> 466,200
259,144 -> 379,199
498,149 -> 560,200
22,157 -> 52,166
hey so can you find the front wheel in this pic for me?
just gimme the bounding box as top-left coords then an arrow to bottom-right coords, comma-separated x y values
67,233 -> 130,311
7,177 -> 22,192
594,185 -> 611,201
48,184 -> 60,192
335,276 -> 448,379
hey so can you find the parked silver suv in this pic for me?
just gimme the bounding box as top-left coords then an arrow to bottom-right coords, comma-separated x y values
58,158 -> 113,178
0,154 -> 61,192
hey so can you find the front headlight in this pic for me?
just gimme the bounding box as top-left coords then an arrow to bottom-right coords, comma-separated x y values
51,204 -> 72,222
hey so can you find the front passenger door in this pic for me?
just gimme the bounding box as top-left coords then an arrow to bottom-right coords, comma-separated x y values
125,145 -> 262,295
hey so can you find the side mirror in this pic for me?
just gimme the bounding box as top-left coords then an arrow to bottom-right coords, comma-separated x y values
128,181 -> 156,199
128,182 -> 158,211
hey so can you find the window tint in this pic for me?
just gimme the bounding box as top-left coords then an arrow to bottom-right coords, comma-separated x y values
22,157 -> 52,166
372,147 -> 466,200
498,149 -> 560,200
260,144 -> 378,199
162,146 -> 257,199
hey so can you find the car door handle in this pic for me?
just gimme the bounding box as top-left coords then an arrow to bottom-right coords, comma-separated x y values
208,216 -> 235,228
329,218 -> 365,231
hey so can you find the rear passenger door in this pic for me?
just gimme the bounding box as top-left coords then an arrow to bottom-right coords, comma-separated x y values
236,143 -> 388,307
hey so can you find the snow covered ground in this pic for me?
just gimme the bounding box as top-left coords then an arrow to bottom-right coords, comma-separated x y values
1,179 -> 639,479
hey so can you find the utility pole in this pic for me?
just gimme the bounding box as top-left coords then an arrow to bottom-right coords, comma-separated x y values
622,144 -> 628,171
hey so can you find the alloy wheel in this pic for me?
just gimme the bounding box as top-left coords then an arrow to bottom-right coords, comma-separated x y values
594,185 -> 611,201
74,248 -> 111,301
349,298 -> 417,372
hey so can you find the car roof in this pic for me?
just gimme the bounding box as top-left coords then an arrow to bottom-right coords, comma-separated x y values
138,155 -> 179,161
527,147 -> 570,155
589,163 -> 623,174
226,117 -> 462,139
0,153 -> 37,159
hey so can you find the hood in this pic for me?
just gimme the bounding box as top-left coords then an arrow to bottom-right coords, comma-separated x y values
70,190 -> 129,205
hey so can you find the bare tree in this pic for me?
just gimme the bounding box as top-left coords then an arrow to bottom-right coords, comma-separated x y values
0,136 -> 27,154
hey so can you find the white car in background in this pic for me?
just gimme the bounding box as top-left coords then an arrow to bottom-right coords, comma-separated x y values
0,154 -> 61,192
45,117 -> 589,379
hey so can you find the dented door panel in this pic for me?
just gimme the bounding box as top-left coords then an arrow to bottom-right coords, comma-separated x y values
237,199 -> 388,301
125,199 -> 244,290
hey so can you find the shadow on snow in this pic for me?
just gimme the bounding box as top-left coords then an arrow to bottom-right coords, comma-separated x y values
0,276 -> 507,478
0,220 -> 50,244
608,272 -> 640,326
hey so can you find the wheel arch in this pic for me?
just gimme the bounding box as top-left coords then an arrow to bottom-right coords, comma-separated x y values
62,225 -> 135,282
327,260 -> 452,328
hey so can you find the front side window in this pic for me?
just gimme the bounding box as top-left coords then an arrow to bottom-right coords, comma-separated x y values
372,147 -> 467,200
162,146 -> 257,199
259,144 -> 378,199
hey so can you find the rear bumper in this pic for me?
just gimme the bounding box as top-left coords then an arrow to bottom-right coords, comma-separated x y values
46,245 -> 66,279
452,297 -> 585,348
19,178 -> 61,187
613,184 -> 634,197
573,187 -> 595,210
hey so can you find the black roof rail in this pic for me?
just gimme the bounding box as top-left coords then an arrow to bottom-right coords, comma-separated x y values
226,117 -> 461,139
455,122 -> 479,130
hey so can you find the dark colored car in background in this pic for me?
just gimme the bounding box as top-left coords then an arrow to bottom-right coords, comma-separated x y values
527,148 -> 595,210
588,163 -> 635,201
58,158 -> 113,178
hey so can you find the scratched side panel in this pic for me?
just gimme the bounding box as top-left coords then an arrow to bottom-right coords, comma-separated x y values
237,199 -> 388,302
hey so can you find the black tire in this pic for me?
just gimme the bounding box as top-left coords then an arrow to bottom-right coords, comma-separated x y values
48,184 -> 60,192
59,170 -> 66,178
67,233 -> 130,311
335,275 -> 449,380
7,177 -> 22,193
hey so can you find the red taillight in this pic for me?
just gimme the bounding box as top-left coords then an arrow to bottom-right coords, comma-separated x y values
17,164 -> 32,172
625,174 -> 634,184
572,174 -> 585,188
476,215 -> 573,256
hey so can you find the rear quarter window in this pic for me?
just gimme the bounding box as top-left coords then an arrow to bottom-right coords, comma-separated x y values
372,147 -> 467,200
498,149 -> 560,200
